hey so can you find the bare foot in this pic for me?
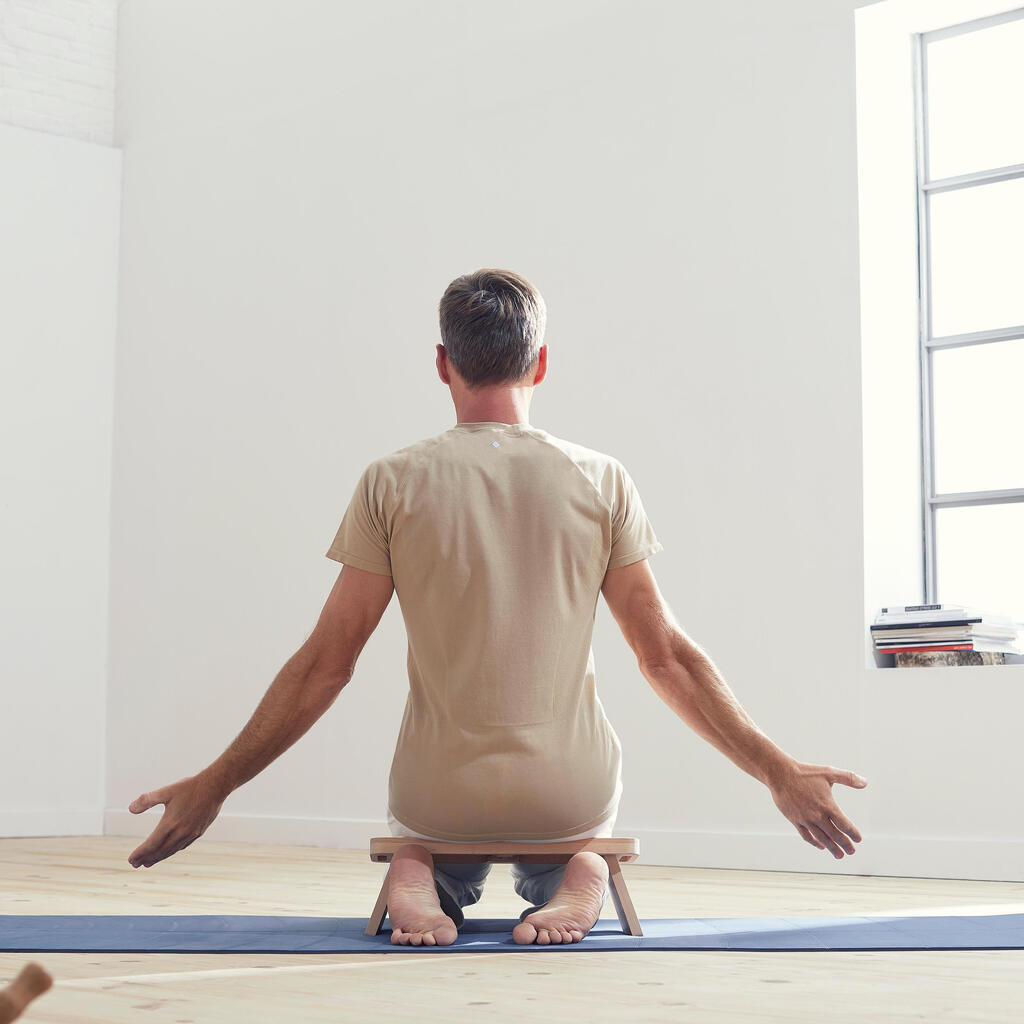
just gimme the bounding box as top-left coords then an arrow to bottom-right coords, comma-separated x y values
386,844 -> 459,946
513,851 -> 609,945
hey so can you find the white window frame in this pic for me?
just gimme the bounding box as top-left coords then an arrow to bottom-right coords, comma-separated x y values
912,6 -> 1024,604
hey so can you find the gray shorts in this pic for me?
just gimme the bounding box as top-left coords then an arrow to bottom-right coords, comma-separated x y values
386,807 -> 616,927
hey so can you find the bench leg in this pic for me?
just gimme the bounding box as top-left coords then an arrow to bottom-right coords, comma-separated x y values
365,868 -> 391,937
603,855 -> 643,937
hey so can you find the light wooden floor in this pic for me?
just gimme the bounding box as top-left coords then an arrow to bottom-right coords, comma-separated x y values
2,836 -> 1023,1023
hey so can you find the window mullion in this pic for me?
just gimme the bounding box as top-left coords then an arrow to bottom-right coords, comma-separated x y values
913,30 -> 938,605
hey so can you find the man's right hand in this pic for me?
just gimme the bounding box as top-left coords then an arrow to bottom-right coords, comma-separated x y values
127,772 -> 228,868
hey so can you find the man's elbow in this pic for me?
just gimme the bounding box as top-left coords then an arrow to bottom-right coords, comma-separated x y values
313,647 -> 358,695
298,635 -> 357,697
637,629 -> 703,681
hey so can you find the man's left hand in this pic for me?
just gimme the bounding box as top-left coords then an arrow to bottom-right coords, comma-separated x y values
768,761 -> 867,858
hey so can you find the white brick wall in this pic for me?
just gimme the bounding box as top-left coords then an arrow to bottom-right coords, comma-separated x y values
0,0 -> 118,145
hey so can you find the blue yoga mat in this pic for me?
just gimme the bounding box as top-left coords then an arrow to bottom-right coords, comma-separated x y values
2,914 -> 1022,953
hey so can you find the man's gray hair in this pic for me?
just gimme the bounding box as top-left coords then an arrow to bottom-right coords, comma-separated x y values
438,268 -> 547,390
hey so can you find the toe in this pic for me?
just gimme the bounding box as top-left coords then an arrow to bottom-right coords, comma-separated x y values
423,932 -> 436,946
546,928 -> 562,944
513,922 -> 538,945
560,929 -> 573,943
409,932 -> 423,946
536,928 -> 551,945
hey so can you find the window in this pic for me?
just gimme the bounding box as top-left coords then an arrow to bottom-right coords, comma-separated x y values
913,7 -> 1024,626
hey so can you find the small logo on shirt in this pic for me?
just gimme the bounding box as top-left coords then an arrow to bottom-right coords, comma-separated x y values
491,441 -> 500,448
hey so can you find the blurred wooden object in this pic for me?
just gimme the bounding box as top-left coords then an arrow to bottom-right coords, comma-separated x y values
0,963 -> 53,1024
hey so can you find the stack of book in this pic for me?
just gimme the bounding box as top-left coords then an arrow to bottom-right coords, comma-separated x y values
871,603 -> 1021,661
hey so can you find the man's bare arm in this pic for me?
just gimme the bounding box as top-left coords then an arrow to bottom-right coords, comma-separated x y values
128,564 -> 395,868
200,638 -> 350,800
601,558 -> 867,858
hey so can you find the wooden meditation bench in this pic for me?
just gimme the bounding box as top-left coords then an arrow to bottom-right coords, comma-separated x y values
366,837 -> 643,937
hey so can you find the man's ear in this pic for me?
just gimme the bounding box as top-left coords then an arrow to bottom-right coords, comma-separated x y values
533,344 -> 548,385
436,343 -> 451,385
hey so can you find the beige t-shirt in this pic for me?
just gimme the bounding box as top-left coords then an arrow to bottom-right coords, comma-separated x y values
325,421 -> 663,841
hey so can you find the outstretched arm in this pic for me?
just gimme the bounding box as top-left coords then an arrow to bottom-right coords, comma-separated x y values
601,558 -> 867,859
128,564 -> 395,868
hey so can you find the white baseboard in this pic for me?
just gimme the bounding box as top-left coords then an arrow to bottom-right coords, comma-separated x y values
2,809 -> 104,837
104,810 -> 1024,883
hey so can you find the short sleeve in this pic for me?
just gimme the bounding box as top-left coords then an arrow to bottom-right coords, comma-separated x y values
325,461 -> 393,576
607,459 -> 664,570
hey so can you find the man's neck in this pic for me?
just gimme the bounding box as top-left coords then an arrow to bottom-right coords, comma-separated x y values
453,398 -> 531,426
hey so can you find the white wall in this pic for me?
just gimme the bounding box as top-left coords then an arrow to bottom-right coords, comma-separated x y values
0,122 -> 121,836
105,0 -> 1024,881
0,0 -> 118,145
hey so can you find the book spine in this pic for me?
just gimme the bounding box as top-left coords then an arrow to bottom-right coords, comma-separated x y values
880,644 -> 975,652
879,603 -> 964,615
870,619 -> 982,631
